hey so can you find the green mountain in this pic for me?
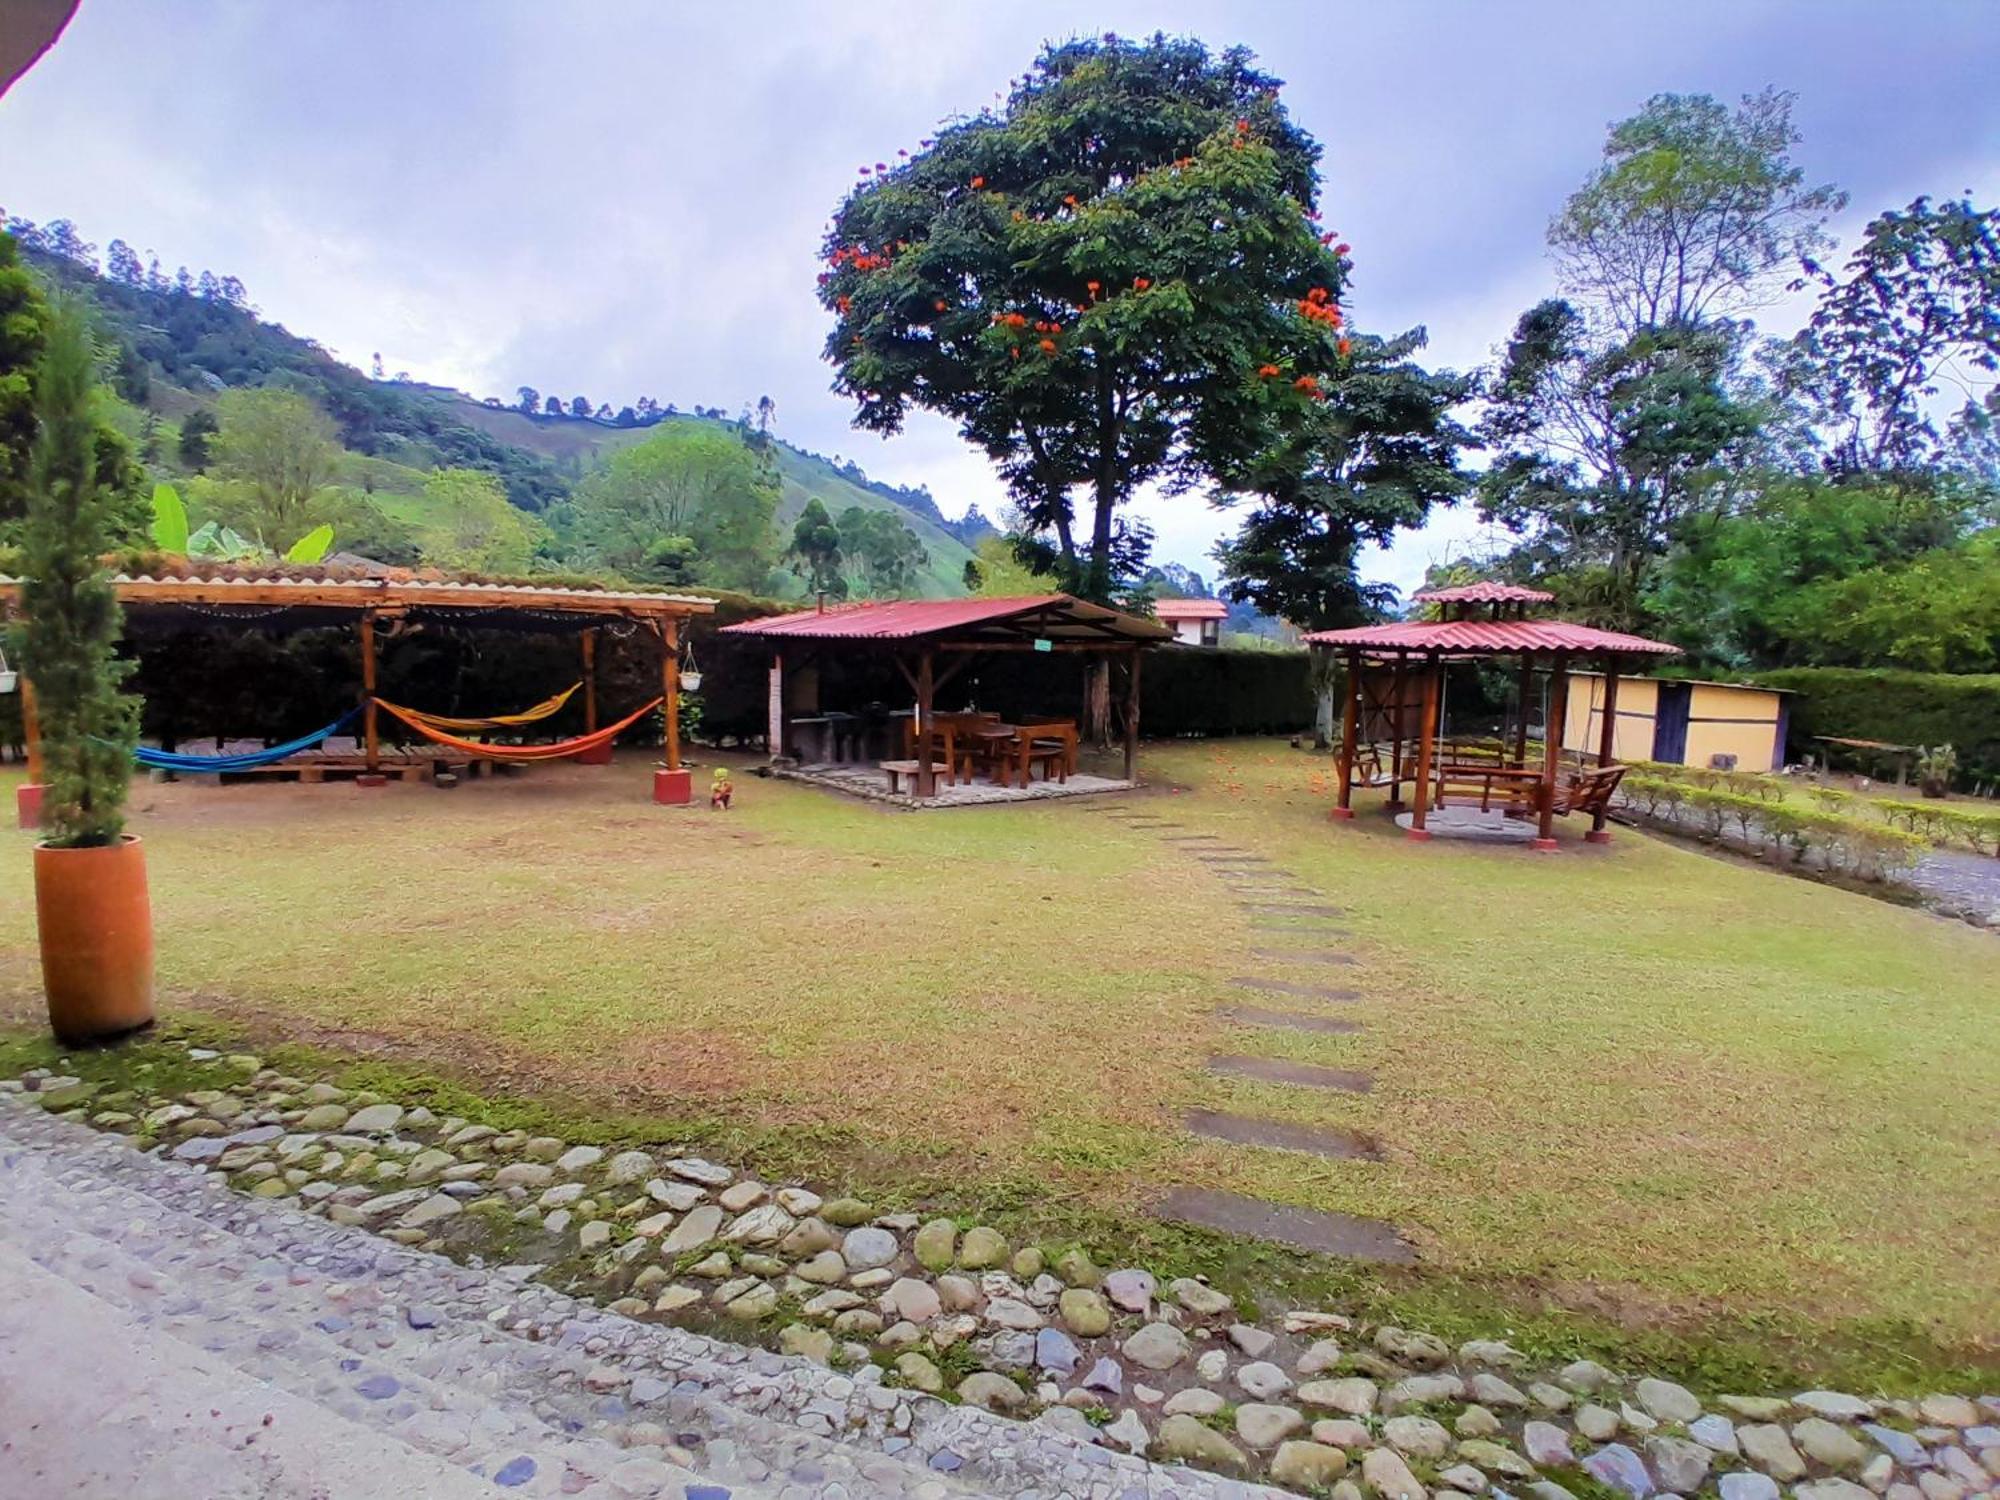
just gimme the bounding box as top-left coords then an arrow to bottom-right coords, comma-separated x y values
8,220 -> 985,594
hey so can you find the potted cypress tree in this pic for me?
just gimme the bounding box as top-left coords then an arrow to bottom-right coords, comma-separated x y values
20,299 -> 154,1044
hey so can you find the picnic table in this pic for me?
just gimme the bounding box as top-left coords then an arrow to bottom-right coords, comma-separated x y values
890,714 -> 1080,793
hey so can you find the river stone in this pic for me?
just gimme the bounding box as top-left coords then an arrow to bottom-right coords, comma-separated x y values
1103,1268 -> 1156,1313
1059,1288 -> 1111,1337
493,1162 -> 555,1189
1300,1378 -> 1378,1416
882,1277 -> 939,1324
1690,1415 -> 1740,1454
1718,1473 -> 1781,1500
1585,1442 -> 1655,1499
1795,1419 -> 1869,1470
578,1221 -> 611,1252
1230,1323 -> 1278,1359
1362,1446 -> 1428,1500
1526,1421 -> 1578,1465
1460,1339 -> 1525,1367
1164,1387 -> 1226,1417
1796,1393 -> 1875,1423
957,1226 -> 1007,1269
1648,1435 -> 1714,1491
1196,1349 -> 1227,1382
1739,1425 -> 1807,1480
660,1204 -> 724,1254
555,1145 -> 604,1175
1081,1356 -> 1122,1396
1054,1248 -> 1101,1288
398,1194 -> 462,1229
1720,1397 -> 1794,1422
1101,1407 -> 1149,1455
722,1203 -> 795,1245
665,1156 -> 733,1186
604,1150 -> 653,1186
723,1283 -> 778,1320
645,1178 -> 705,1211
795,1251 -> 846,1284
1455,1406 -> 1502,1439
345,1103 -> 404,1134
1458,1440 -> 1536,1479
404,1149 -> 456,1185
1298,1339 -> 1345,1376
1561,1361 -> 1615,1395
1238,1362 -> 1294,1401
1376,1327 -> 1451,1370
717,1180 -> 767,1212
842,1226 -> 898,1270
893,1351 -> 943,1393
1918,1397 -> 1981,1429
778,1323 -> 833,1363
300,1104 -> 350,1131
935,1274 -> 980,1312
1171,1277 -> 1234,1316
1385,1417 -> 1452,1459
957,1372 -> 1027,1413
1797,1482 -> 1876,1500
817,1197 -> 870,1226
912,1219 -> 957,1271
778,1216 -> 836,1258
1577,1405 -> 1622,1442
539,1182 -> 587,1208
1035,1327 -> 1080,1375
984,1297 -> 1042,1331
1384,1374 -> 1467,1413
1862,1426 -> 1930,1466
1274,1441 -> 1350,1488
1122,1322 -> 1191,1371
1472,1373 -> 1529,1408
1637,1379 -> 1702,1424
1238,1403 -> 1307,1448
1439,1464 -> 1489,1493
1157,1415 -> 1248,1472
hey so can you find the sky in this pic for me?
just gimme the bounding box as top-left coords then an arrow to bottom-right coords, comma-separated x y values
3,1 -> 1997,595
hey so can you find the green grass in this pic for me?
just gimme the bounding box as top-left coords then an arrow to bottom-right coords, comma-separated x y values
2,744 -> 1994,1393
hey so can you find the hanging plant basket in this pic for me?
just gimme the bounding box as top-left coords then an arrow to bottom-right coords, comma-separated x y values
0,644 -> 16,694
679,670 -> 703,692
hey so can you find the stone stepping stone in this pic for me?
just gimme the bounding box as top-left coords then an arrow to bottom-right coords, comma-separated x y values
1248,947 -> 1356,965
1154,1186 -> 1414,1263
1241,902 -> 1345,917
1196,854 -> 1273,864
1232,976 -> 1361,1001
1184,1109 -> 1381,1161
1219,1003 -> 1362,1035
1209,1054 -> 1372,1093
1164,834 -> 1222,843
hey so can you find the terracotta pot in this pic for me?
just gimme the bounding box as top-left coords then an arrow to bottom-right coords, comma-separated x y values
34,834 -> 155,1045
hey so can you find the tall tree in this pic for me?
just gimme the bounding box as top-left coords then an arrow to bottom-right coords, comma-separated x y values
1781,194 -> 2000,475
176,407 -> 218,471
569,395 -> 591,418
817,34 -> 1351,606
836,504 -> 929,596
515,385 -> 540,414
0,230 -> 50,528
209,387 -> 340,549
1550,89 -> 1844,334
422,467 -> 542,574
786,497 -> 846,598
570,423 -> 778,590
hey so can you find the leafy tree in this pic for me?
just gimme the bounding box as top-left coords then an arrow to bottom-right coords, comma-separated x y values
0,231 -> 50,528
542,394 -> 563,417
1550,89 -> 1844,333
786,497 -> 846,598
1782,194 -> 2000,475
964,533 -> 1047,596
836,504 -> 929,596
570,422 -> 778,589
569,395 -> 591,418
817,34 -> 1351,606
422,466 -> 542,573
177,407 -> 218,470
104,239 -> 143,286
17,299 -> 140,847
209,387 -> 341,548
1215,328 -> 1473,632
1771,529 -> 2000,673
516,385 -> 539,414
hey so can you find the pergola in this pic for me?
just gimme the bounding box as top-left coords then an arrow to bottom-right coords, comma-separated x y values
1305,583 -> 1680,849
1,567 -> 713,802
721,594 -> 1171,797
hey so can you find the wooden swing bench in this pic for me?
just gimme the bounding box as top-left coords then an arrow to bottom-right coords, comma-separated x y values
1430,759 -> 1629,819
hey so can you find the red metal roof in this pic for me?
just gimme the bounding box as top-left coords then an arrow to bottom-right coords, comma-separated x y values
1302,618 -> 1680,657
1410,581 -> 1555,604
1152,597 -> 1229,620
719,593 -> 1171,643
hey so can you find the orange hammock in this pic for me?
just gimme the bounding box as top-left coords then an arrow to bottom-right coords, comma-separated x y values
392,682 -> 581,733
373,695 -> 663,761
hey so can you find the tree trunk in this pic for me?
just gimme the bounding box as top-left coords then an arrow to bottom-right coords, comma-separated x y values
1308,647 -> 1339,750
1082,659 -> 1112,747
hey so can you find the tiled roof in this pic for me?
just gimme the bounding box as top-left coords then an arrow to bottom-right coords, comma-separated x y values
721,594 -> 1170,643
1152,598 -> 1229,620
1302,618 -> 1679,656
1409,582 -> 1555,604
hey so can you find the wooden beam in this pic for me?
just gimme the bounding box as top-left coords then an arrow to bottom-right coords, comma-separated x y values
1536,651 -> 1570,849
1122,647 -> 1142,781
1588,660 -> 1621,843
1386,658 -> 1406,808
20,674 -> 42,786
1332,650 -> 1359,819
661,617 -> 681,772
766,650 -> 785,759
933,651 -> 974,695
358,608 -> 380,775
1513,656 -> 1533,770
915,647 -> 936,798
580,628 -> 599,735
1408,658 -> 1440,840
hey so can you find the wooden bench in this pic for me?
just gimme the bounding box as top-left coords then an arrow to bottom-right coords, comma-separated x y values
1552,762 -> 1628,818
879,759 -> 949,796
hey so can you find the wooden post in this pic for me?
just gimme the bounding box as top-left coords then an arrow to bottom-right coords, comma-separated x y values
766,650 -> 785,760
1386,658 -> 1405,808
1332,650 -> 1359,820
1588,661 -> 1621,844
1513,656 -> 1533,769
1122,647 -> 1141,782
358,609 -> 382,783
1535,651 -> 1569,850
1407,658 -> 1440,841
661,617 -> 681,772
915,647 -> 936,798
16,674 -> 44,828
580,629 -> 599,734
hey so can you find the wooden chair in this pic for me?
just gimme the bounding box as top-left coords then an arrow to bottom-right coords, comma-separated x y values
1551,763 -> 1629,818
880,759 -> 950,796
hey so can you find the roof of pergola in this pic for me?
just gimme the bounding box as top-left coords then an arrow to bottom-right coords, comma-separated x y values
1409,582 -> 1555,605
721,594 -> 1170,648
1303,618 -> 1680,659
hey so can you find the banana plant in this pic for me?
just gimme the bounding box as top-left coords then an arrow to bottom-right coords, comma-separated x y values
284,523 -> 335,564
185,520 -> 262,562
149,482 -> 189,553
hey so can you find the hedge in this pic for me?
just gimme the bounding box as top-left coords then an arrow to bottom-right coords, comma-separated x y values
1619,774 -> 1929,880
1753,668 -> 2000,781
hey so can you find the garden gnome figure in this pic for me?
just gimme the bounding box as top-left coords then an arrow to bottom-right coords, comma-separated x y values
710,766 -> 734,810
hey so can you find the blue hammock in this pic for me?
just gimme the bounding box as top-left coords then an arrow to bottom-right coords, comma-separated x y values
131,708 -> 362,774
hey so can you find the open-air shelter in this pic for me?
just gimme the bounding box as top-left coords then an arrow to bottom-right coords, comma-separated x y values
1305,583 -> 1680,849
722,594 -> 1171,799
2,567 -> 712,814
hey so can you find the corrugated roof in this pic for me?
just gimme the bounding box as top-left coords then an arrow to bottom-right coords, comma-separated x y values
1410,582 -> 1555,604
720,593 -> 1170,643
1302,619 -> 1679,656
0,572 -> 715,615
1152,598 -> 1230,620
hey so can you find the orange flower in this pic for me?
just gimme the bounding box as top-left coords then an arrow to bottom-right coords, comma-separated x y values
835,295 -> 852,313
1133,277 -> 1151,291
1009,346 -> 1020,359
1012,210 -> 1025,221
1039,338 -> 1056,353
934,299 -> 948,312
1086,280 -> 1100,296
1338,338 -> 1352,356
970,176 -> 985,189
1235,117 -> 1250,132
1257,364 -> 1281,378
1064,194 -> 1078,207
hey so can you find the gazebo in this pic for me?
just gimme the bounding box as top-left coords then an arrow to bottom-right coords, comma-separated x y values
1304,583 -> 1680,849
722,594 -> 1170,799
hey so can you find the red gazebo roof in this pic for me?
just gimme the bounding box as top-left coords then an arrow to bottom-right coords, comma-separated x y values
1302,618 -> 1679,658
1410,582 -> 1555,605
720,593 -> 1170,645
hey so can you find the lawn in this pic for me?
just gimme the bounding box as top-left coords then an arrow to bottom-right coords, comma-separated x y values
2,741 -> 1993,1388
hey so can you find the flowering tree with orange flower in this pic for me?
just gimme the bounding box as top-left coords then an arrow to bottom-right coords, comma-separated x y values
818,34 -> 1353,615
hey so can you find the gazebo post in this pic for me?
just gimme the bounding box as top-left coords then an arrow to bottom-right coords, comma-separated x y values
1513,657 -> 1533,770
1587,660 -> 1622,844
766,648 -> 785,760
357,608 -> 383,787
1331,649 -> 1359,820
1534,651 -> 1570,851
914,647 -> 936,799
16,674 -> 44,828
1407,657 -> 1440,841
580,629 -> 599,735
1122,647 -> 1141,782
651,615 -> 690,804
1386,658 -> 1405,809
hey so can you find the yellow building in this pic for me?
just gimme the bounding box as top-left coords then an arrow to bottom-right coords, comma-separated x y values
1562,672 -> 1792,772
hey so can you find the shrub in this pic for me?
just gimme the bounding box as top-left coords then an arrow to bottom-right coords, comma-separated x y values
1755,667 -> 2000,784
